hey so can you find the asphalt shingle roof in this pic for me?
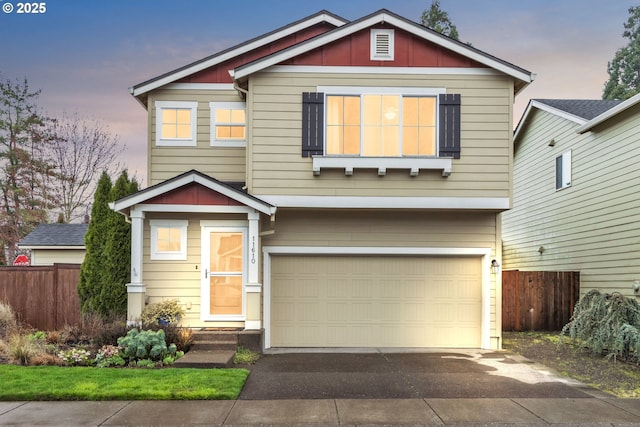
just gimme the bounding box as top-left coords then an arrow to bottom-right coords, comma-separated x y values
535,99 -> 624,121
19,223 -> 88,247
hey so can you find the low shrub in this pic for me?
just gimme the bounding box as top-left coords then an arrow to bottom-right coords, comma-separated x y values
144,323 -> 194,353
57,348 -> 93,366
562,289 -> 640,363
94,345 -> 126,368
7,333 -> 45,365
117,328 -> 183,367
0,302 -> 19,339
140,299 -> 185,326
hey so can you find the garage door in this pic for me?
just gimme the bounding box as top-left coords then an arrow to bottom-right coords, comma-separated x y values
270,255 -> 482,348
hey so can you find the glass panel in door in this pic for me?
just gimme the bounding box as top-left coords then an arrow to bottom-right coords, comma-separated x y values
209,232 -> 243,316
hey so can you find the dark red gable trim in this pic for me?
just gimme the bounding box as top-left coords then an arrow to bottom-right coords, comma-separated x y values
178,22 -> 337,84
145,182 -> 244,206
283,25 -> 486,68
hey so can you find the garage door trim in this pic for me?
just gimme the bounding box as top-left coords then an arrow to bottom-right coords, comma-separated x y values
263,246 -> 492,350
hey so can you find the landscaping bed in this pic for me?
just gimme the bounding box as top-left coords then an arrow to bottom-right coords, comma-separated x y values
503,331 -> 640,398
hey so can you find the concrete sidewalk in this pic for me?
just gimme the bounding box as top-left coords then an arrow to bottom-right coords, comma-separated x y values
1,397 -> 640,426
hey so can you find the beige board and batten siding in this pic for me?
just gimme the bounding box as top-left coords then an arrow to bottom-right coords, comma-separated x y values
147,90 -> 247,186
142,212 -> 247,328
502,106 -> 640,296
263,209 -> 501,346
247,71 -> 514,198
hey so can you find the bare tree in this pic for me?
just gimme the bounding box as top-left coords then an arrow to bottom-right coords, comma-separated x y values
47,113 -> 124,223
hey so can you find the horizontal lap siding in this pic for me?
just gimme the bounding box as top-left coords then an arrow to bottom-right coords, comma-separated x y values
248,72 -> 513,198
502,108 -> 640,296
148,90 -> 246,185
142,212 -> 245,327
264,209 -> 500,338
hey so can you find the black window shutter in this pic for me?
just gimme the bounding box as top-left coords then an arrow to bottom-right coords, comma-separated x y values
438,93 -> 461,159
301,92 -> 324,157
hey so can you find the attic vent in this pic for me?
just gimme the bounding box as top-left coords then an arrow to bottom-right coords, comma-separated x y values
371,29 -> 394,61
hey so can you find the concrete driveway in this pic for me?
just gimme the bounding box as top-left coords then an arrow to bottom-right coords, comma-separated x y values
239,350 -> 599,400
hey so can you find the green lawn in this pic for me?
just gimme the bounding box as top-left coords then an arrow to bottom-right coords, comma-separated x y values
0,365 -> 249,400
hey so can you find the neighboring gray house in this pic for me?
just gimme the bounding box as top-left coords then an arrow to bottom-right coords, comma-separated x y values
18,224 -> 88,266
502,95 -> 640,297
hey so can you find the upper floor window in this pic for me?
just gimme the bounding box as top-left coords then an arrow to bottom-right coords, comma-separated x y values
155,101 -> 198,147
210,102 -> 246,147
326,94 -> 436,157
150,220 -> 188,260
556,150 -> 572,190
301,89 -> 460,176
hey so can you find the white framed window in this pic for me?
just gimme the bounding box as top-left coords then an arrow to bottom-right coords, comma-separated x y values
150,220 -> 188,260
556,150 -> 572,190
155,101 -> 198,146
209,102 -> 246,147
322,87 -> 444,158
371,29 -> 394,61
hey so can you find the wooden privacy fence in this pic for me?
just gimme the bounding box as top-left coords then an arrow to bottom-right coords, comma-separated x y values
0,264 -> 81,330
502,270 -> 580,331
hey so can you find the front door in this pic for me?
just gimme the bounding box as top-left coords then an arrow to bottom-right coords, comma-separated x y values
201,227 -> 246,320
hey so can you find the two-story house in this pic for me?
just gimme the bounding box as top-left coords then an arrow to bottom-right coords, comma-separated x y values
112,9 -> 534,350
503,96 -> 640,298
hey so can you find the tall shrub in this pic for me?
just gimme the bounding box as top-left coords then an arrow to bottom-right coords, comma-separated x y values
97,171 -> 138,317
78,172 -> 112,313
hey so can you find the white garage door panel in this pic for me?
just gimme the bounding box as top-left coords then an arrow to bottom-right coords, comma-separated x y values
271,255 -> 482,348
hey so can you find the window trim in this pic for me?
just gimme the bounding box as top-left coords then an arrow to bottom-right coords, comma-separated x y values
319,86 -> 446,158
556,150 -> 572,190
209,101 -> 247,147
155,101 -> 198,147
150,219 -> 189,261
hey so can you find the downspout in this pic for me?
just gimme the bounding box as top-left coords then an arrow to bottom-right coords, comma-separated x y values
229,70 -> 248,99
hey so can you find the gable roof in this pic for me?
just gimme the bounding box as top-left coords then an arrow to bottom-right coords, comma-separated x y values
514,98 -> 624,141
230,9 -> 534,94
111,170 -> 276,216
130,10 -> 348,103
19,224 -> 88,249
576,92 -> 640,134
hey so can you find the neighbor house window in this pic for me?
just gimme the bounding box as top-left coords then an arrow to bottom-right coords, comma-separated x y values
150,220 -> 188,260
209,102 -> 246,147
326,92 -> 437,157
155,101 -> 198,146
556,150 -> 572,190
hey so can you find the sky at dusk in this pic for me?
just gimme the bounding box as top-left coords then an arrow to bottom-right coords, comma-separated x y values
0,0 -> 635,185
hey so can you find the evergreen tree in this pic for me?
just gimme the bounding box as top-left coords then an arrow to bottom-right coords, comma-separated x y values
78,171 -> 112,314
421,0 -> 459,40
603,6 -> 640,100
97,170 -> 138,317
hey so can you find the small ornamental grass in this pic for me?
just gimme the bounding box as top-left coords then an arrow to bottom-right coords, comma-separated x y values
562,289 -> 640,363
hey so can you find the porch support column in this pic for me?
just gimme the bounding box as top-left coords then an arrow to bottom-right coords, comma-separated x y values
126,208 -> 145,325
245,210 -> 261,330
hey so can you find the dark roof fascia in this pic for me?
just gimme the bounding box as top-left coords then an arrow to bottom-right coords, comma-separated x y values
130,10 -> 348,105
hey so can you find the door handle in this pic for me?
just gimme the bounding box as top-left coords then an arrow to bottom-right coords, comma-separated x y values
205,269 -> 208,278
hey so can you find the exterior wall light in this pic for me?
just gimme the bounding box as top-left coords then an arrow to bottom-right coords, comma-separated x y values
491,259 -> 501,274
633,280 -> 640,293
